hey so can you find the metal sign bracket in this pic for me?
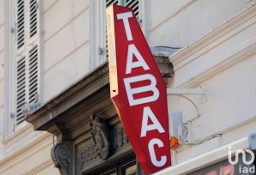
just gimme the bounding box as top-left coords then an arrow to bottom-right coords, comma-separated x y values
166,87 -> 204,95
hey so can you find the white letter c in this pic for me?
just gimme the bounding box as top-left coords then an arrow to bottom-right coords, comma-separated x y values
148,138 -> 167,167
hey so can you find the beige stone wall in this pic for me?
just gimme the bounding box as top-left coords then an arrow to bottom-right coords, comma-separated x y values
166,1 -> 256,167
41,0 -> 91,102
0,132 -> 59,175
146,0 -> 249,47
151,2 -> 256,174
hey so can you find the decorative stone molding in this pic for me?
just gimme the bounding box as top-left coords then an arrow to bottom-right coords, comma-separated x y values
80,145 -> 97,169
80,125 -> 130,170
169,4 -> 256,88
112,127 -> 129,149
24,62 -> 136,174
80,114 -> 112,170
25,63 -> 109,131
90,114 -> 111,160
50,124 -> 73,175
51,140 -> 73,175
151,46 -> 179,84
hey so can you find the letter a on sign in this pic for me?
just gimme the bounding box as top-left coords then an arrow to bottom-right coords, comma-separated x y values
106,5 -> 171,174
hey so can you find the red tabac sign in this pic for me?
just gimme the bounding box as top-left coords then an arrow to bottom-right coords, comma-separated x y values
106,5 -> 171,174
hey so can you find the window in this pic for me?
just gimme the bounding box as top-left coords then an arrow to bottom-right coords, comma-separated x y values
90,0 -> 140,70
15,0 -> 40,128
97,158 -> 138,175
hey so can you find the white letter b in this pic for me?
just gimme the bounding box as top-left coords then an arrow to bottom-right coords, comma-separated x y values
124,74 -> 159,106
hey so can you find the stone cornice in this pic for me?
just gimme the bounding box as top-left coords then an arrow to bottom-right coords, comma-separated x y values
25,62 -> 110,131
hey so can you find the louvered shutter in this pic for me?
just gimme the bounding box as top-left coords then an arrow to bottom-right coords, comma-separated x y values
106,0 -> 119,7
28,45 -> 38,103
17,0 -> 25,49
28,0 -> 39,104
16,57 -> 26,125
105,0 -> 119,60
29,0 -> 37,38
16,0 -> 26,126
15,0 -> 39,127
105,0 -> 139,60
125,0 -> 139,18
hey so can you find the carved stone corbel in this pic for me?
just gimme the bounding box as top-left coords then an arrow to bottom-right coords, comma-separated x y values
50,124 -> 73,175
51,140 -> 73,175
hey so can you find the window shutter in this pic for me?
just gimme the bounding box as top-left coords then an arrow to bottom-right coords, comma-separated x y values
16,57 -> 26,125
14,0 -> 40,128
28,45 -> 38,103
125,0 -> 139,18
105,0 -> 119,60
28,0 -> 39,104
29,0 -> 38,38
17,0 -> 25,49
106,0 -> 119,7
105,0 -> 139,60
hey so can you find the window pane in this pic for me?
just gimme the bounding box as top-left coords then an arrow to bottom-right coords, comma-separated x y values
124,163 -> 137,175
100,169 -> 117,175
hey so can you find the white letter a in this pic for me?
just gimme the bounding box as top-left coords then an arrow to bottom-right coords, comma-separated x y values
140,106 -> 165,137
126,44 -> 149,74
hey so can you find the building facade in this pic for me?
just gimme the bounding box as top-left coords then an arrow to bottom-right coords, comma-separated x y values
0,0 -> 256,175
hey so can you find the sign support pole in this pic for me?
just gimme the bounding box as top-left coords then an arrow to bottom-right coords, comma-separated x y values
167,88 -> 204,95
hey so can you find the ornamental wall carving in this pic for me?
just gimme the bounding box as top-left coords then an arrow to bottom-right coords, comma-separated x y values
80,115 -> 129,170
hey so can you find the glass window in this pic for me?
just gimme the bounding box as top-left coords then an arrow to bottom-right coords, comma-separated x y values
123,163 -> 137,175
97,158 -> 140,175
100,169 -> 117,175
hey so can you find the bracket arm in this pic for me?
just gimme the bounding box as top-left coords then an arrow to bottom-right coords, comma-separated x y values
167,88 -> 204,95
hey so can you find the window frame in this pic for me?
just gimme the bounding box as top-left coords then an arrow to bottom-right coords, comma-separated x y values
4,0 -> 41,137
4,0 -> 17,137
97,158 -> 138,175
